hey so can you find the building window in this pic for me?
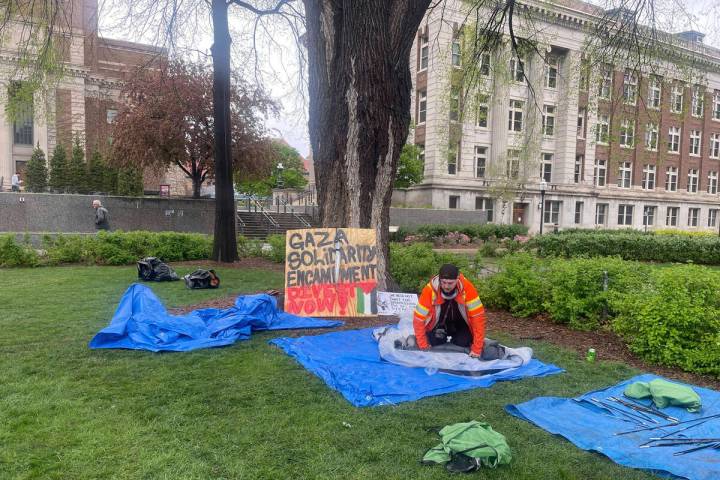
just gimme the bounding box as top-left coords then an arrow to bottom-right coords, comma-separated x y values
648,76 -> 662,109
711,133 -> 720,159
476,94 -> 489,128
417,144 -> 425,173
451,36 -> 461,67
506,149 -> 520,179
668,126 -> 681,153
595,203 -> 608,226
419,35 -> 429,71
474,146 -> 487,178
690,130 -> 702,156
574,155 -> 584,183
620,119 -> 635,148
542,105 -> 555,137
476,197 -> 493,222
480,52 -> 491,76
577,108 -> 586,139
599,66 -> 612,99
449,195 -> 460,209
10,84 -> 33,146
106,109 -> 118,124
448,145 -> 459,175
691,86 -> 704,118
687,168 -> 699,193
709,171 -> 718,194
417,91 -> 427,124
642,164 -> 656,190
541,152 -> 553,182
449,88 -> 460,122
643,206 -> 656,226
510,57 -> 525,83
671,84 -> 684,113
709,209 -> 718,227
618,204 -> 634,226
545,56 -> 558,89
596,114 -> 610,144
617,161 -> 632,188
508,99 -> 524,132
574,201 -> 584,224
665,166 -> 678,191
666,207 -> 679,226
579,62 -> 590,92
645,123 -> 658,151
623,69 -> 637,105
594,159 -> 607,187
544,200 -> 561,225
713,92 -> 720,120
688,208 -> 700,227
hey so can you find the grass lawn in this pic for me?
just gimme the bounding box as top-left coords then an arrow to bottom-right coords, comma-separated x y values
0,265 -> 658,479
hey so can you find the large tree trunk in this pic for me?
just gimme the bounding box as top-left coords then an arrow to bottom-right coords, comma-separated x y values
303,0 -> 430,289
211,0 -> 239,261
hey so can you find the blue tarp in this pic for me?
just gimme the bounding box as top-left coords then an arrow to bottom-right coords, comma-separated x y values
89,284 -> 343,352
506,374 -> 720,480
270,327 -> 563,407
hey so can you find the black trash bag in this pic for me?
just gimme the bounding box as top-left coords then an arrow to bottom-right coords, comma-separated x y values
137,257 -> 179,282
183,269 -> 220,289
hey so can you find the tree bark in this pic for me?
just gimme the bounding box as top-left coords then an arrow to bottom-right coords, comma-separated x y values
211,0 -> 239,261
303,0 -> 430,289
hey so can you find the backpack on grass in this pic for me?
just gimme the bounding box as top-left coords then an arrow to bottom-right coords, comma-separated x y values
183,269 -> 220,289
137,257 -> 179,282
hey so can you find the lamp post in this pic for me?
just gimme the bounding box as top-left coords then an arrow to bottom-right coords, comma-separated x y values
276,162 -> 285,189
539,180 -> 547,235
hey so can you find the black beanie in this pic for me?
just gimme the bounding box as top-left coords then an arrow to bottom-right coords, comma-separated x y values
439,263 -> 459,280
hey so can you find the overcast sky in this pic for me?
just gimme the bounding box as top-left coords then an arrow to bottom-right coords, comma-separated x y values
99,0 -> 720,160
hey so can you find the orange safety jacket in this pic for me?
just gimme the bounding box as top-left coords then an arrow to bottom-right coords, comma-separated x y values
412,273 -> 486,355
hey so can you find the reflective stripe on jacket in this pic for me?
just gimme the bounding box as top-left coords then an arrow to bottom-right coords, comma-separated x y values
412,273 -> 486,355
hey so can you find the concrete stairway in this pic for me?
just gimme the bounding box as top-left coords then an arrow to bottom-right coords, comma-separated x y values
237,211 -> 316,239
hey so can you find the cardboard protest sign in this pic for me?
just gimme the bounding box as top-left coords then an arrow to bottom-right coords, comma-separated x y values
284,228 -> 378,317
376,292 -> 419,317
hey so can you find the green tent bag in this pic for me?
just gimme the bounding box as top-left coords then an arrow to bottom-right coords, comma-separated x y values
422,421 -> 511,473
624,379 -> 702,413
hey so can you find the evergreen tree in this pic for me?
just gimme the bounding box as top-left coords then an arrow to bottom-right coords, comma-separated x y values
87,150 -> 106,193
48,144 -> 69,193
68,136 -> 88,194
25,143 -> 48,192
104,165 -> 119,195
117,166 -> 144,196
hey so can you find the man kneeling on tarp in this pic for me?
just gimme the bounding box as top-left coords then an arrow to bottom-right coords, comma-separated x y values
413,264 -> 486,358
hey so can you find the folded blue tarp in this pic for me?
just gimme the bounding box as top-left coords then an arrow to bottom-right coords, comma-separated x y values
89,284 -> 343,352
270,327 -> 563,407
506,374 -> 720,480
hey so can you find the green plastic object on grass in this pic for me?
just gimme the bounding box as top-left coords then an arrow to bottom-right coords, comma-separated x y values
422,421 -> 511,473
624,379 -> 702,412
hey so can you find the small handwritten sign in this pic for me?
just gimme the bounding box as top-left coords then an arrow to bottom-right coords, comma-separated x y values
376,292 -> 419,316
284,228 -> 378,317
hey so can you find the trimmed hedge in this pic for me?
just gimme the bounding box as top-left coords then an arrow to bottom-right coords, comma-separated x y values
392,224 -> 528,242
478,253 -> 720,376
529,231 -> 720,265
0,231 -> 212,267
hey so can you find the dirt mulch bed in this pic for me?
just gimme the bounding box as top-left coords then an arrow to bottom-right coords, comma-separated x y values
174,258 -> 284,272
171,293 -> 720,390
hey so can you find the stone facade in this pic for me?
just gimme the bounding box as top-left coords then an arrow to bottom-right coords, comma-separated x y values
403,0 -> 720,233
0,1 -> 162,190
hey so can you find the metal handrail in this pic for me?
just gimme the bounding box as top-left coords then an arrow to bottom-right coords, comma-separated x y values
235,212 -> 246,234
276,196 -> 312,228
252,198 -> 280,234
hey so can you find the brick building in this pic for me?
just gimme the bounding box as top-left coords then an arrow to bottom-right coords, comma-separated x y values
0,0 -> 164,191
397,0 -> 720,233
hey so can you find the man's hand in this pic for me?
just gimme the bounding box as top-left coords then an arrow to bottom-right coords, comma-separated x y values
468,351 -> 481,359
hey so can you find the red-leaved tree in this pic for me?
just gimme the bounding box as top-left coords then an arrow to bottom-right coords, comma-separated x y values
111,59 -> 277,198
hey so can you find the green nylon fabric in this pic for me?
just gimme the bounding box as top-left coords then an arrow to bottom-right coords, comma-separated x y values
624,379 -> 702,412
422,421 -> 512,468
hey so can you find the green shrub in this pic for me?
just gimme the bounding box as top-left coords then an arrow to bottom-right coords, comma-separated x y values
610,265 -> 720,375
389,242 -> 469,292
0,235 -> 39,267
394,224 -> 528,243
237,235 -> 264,258
529,231 -> 720,265
266,234 -> 286,263
477,253 -> 545,317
